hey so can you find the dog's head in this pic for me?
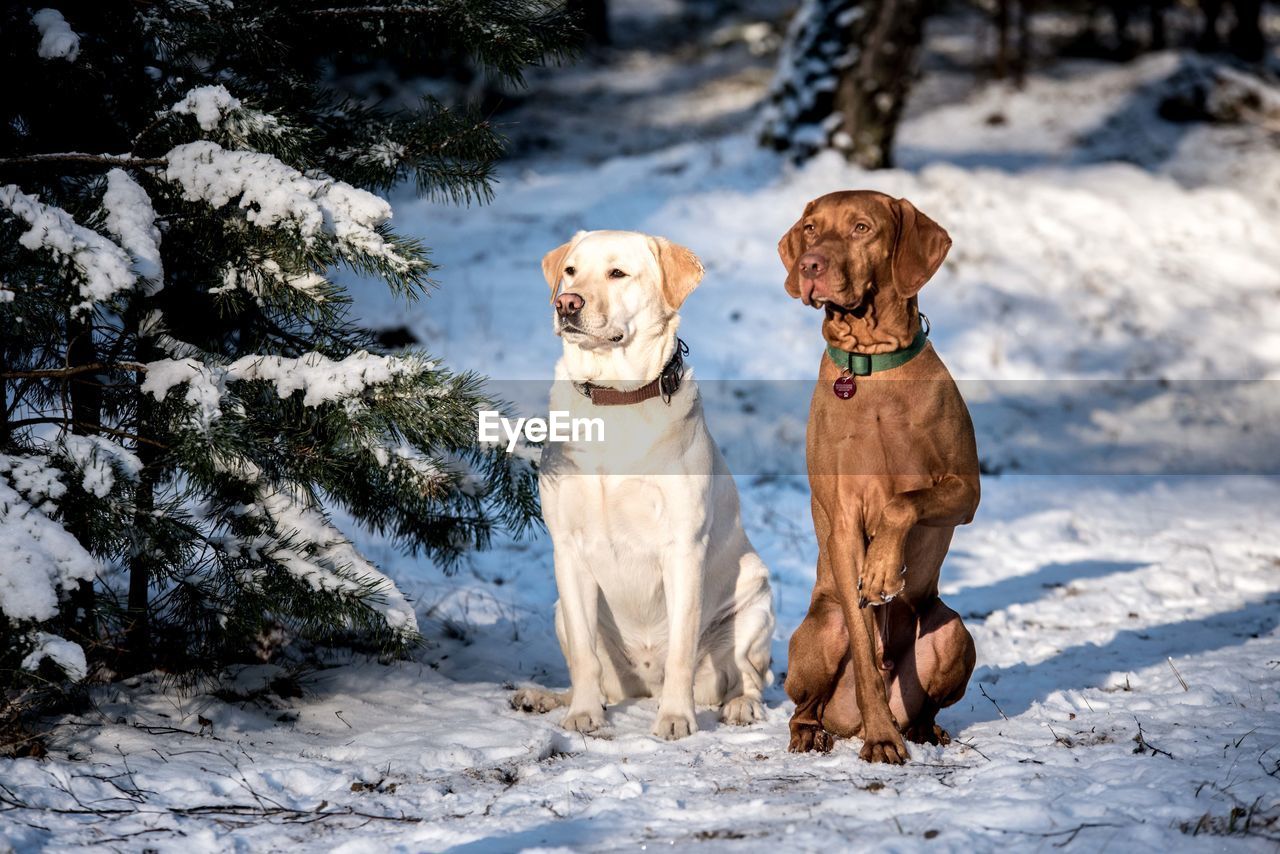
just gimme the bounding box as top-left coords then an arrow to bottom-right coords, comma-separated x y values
777,191 -> 951,318
541,230 -> 703,351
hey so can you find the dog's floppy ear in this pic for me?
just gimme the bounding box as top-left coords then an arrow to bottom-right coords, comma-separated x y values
891,198 -> 951,297
541,231 -> 586,304
778,201 -> 814,298
649,236 -> 704,312
777,218 -> 805,271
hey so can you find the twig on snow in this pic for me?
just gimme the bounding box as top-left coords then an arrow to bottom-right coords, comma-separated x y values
1132,718 -> 1173,759
979,821 -> 1128,848
979,684 -> 1008,721
953,737 -> 990,761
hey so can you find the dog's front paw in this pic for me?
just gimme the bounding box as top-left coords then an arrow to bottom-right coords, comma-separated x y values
860,534 -> 907,607
652,709 -> 698,740
511,687 -> 565,714
562,706 -> 604,734
720,695 -> 764,726
859,729 -> 910,764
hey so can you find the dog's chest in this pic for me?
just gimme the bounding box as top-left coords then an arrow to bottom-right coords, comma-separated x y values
553,475 -> 674,559
548,475 -> 677,629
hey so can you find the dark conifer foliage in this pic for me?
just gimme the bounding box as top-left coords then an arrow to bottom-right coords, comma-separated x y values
0,1 -> 570,688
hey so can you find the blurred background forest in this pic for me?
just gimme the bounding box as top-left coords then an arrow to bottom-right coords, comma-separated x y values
332,0 -> 1277,173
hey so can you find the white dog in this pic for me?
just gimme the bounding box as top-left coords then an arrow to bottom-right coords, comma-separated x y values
512,230 -> 775,740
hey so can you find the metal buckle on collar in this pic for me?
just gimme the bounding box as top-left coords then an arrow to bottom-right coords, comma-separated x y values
659,339 -> 689,404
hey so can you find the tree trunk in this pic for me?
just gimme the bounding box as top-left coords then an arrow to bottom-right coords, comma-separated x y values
1228,0 -> 1264,62
567,0 -> 609,47
1150,0 -> 1169,51
761,0 -> 934,169
124,457 -> 154,672
995,0 -> 1032,87
0,337 -> 7,659
65,315 -> 100,658
1014,0 -> 1031,87
995,0 -> 1010,80
123,335 -> 156,674
832,0 -> 932,169
1197,0 -> 1225,52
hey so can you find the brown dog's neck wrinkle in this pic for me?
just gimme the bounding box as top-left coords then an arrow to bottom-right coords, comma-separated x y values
823,297 -> 920,354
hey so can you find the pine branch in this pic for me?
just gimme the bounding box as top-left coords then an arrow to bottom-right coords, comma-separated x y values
302,5 -> 445,16
1,363 -> 149,380
0,154 -> 165,169
6,418 -> 168,449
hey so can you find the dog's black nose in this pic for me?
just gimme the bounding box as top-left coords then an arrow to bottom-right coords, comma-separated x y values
798,252 -> 827,279
555,292 -> 585,317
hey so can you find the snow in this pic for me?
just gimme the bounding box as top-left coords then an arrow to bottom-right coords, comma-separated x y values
139,356 -> 226,430
58,434 -> 143,499
102,167 -> 163,289
0,455 -> 99,622
170,84 -> 285,140
206,455 -> 418,635
4,10 -> 1280,851
20,632 -> 87,681
226,350 -> 419,407
0,184 -> 137,313
253,486 -> 418,633
141,350 -> 422,428
162,141 -> 418,271
213,258 -> 328,302
31,8 -> 79,62
170,84 -> 242,132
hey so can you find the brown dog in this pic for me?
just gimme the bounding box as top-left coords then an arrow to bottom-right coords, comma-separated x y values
778,190 -> 978,764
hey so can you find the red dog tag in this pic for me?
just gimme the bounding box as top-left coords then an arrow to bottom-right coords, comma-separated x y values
833,375 -> 856,399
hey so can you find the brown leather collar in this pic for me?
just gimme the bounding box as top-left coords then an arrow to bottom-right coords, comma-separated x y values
574,339 -> 688,406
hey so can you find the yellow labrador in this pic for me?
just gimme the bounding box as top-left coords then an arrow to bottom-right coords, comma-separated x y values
512,230 -> 775,739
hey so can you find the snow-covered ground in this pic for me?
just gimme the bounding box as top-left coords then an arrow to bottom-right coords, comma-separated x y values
5,8 -> 1280,852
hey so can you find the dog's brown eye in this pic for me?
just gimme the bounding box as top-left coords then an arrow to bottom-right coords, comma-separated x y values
854,223 -> 870,234
564,266 -> 575,276
609,269 -> 627,279
803,223 -> 815,233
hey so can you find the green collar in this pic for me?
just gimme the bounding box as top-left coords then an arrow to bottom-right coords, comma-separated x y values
825,327 -> 928,376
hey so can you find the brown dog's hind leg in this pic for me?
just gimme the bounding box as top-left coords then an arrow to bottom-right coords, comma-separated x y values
899,596 -> 975,745
903,707 -> 951,746
784,594 -> 845,753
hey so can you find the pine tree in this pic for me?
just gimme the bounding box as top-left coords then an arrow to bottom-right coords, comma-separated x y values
760,0 -> 933,168
0,1 -> 571,695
